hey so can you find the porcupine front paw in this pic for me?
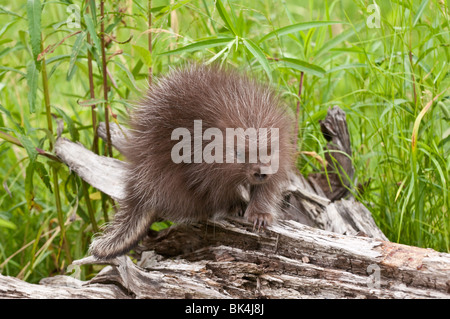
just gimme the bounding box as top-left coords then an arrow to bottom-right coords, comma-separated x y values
244,208 -> 273,231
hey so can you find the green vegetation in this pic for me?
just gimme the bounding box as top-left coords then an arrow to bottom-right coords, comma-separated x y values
0,0 -> 448,283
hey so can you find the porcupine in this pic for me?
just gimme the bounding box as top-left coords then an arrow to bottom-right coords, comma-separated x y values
89,64 -> 295,259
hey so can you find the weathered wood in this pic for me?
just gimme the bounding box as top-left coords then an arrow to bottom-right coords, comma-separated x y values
54,138 -> 126,201
309,106 -> 354,201
1,218 -> 449,299
2,106 -> 449,299
0,272 -> 129,299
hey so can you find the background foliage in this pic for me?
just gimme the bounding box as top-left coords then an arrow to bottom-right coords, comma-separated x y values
0,0 -> 449,283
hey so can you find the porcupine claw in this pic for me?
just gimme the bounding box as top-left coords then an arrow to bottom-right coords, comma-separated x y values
251,215 -> 267,232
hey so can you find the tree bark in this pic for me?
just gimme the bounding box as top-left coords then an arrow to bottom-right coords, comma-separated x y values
1,107 -> 449,299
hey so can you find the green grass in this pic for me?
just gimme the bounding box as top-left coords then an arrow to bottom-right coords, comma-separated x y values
0,0 -> 449,283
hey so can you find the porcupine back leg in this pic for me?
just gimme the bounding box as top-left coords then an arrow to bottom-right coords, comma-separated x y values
89,199 -> 157,259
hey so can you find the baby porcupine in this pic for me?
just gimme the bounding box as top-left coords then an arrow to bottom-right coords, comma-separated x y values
89,64 -> 295,259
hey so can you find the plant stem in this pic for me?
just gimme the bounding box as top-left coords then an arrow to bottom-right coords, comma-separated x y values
98,0 -> 112,223
409,51 -> 417,109
294,71 -> 304,151
148,0 -> 152,84
82,0 -> 100,230
40,40 -> 72,265
87,0 -> 98,155
0,130 -> 61,162
100,0 -> 112,157
101,192 -> 110,223
82,181 -> 99,234
0,130 -> 22,147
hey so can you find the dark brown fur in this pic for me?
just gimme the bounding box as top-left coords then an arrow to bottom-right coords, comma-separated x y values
89,64 -> 295,259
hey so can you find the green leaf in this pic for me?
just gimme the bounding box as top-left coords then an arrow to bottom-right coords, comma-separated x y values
412,92 -> 445,152
275,57 -> 325,77
105,14 -> 124,34
325,63 -> 367,74
259,21 -> 347,43
0,20 -> 18,38
83,12 -> 101,53
35,161 -> 52,193
215,0 -> 239,36
54,107 -> 79,142
132,45 -> 152,67
438,101 -> 450,120
25,161 -> 35,211
88,0 -> 96,24
86,42 -> 102,73
0,6 -> 25,19
46,54 -> 71,65
160,37 -> 234,56
112,60 -> 138,91
67,31 -> 86,81
26,60 -> 39,114
205,39 -> 236,64
131,59 -> 144,77
315,22 -> 365,58
0,218 -> 16,230
242,38 -> 272,81
27,0 -> 41,60
0,104 -> 23,133
17,134 -> 38,163
0,65 -> 26,77
155,0 -> 193,17
413,0 -> 429,27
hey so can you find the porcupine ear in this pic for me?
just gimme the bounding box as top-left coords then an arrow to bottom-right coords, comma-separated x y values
89,204 -> 157,259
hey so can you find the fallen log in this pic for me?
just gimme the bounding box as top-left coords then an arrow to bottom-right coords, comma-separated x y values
1,107 -> 449,299
2,218 -> 449,298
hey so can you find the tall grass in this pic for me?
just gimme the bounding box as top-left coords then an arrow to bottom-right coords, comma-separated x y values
0,0 -> 448,283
